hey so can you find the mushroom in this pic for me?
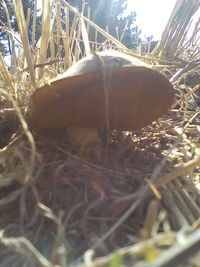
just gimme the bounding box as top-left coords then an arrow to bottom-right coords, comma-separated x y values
28,51 -> 175,147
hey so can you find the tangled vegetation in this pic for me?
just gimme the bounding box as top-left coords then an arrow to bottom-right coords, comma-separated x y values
0,0 -> 199,266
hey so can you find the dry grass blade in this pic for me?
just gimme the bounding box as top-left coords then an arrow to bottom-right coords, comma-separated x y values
26,8 -> 31,31
60,0 -> 128,50
142,199 -> 161,239
56,1 -> 62,59
174,180 -> 200,219
0,231 -> 51,267
63,6 -> 71,70
1,0 -> 17,70
37,0 -> 53,78
13,0 -> 35,87
77,229 -> 200,267
0,88 -> 36,184
76,233 -> 177,267
0,53 -> 15,94
86,6 -> 91,33
170,59 -> 200,84
80,16 -> 91,56
31,0 -> 38,48
74,16 -> 82,60
155,150 -> 200,188
79,1 -> 91,56
153,0 -> 200,58
148,229 -> 200,267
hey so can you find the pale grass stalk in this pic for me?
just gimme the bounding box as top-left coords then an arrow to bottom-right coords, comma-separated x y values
81,0 -> 86,14
153,0 -> 200,58
74,22 -> 81,60
155,151 -> 200,188
153,0 -> 183,57
143,199 -> 161,238
176,18 -> 200,57
153,0 -> 200,57
0,53 -> 15,94
38,0 -> 53,78
69,14 -> 78,61
106,26 -> 111,47
192,18 -> 200,43
49,36 -> 55,67
95,30 -> 98,50
115,26 -> 119,40
63,6 -> 70,70
32,0 -> 38,47
69,13 -> 78,43
70,31 -> 76,63
169,2 -> 196,57
77,233 -> 176,267
168,183 -> 196,224
87,6 -> 91,33
192,48 -> 200,60
0,231 -> 51,267
75,36 -> 83,60
174,180 -> 200,219
80,0 -> 91,56
26,8 -> 31,31
178,20 -> 192,49
74,3 -> 86,61
13,0 -> 35,87
1,0 -> 17,70
120,21 -> 128,42
49,10 -> 56,65
60,0 -> 127,50
73,1 -> 87,60
80,16 -> 91,56
56,1 -> 62,58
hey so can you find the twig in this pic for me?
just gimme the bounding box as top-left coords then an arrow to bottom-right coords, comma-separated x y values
148,229 -> 200,267
170,59 -> 200,84
75,233 -> 176,267
0,88 -> 36,184
155,152 -> 200,188
0,231 -> 52,267
23,59 -> 60,71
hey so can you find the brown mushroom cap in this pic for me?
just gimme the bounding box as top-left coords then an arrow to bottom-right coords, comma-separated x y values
28,51 -> 175,134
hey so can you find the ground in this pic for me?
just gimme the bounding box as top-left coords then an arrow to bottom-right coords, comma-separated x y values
0,100 -> 199,266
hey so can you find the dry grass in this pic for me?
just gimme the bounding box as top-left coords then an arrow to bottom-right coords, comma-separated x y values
0,0 -> 199,266
153,0 -> 200,60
